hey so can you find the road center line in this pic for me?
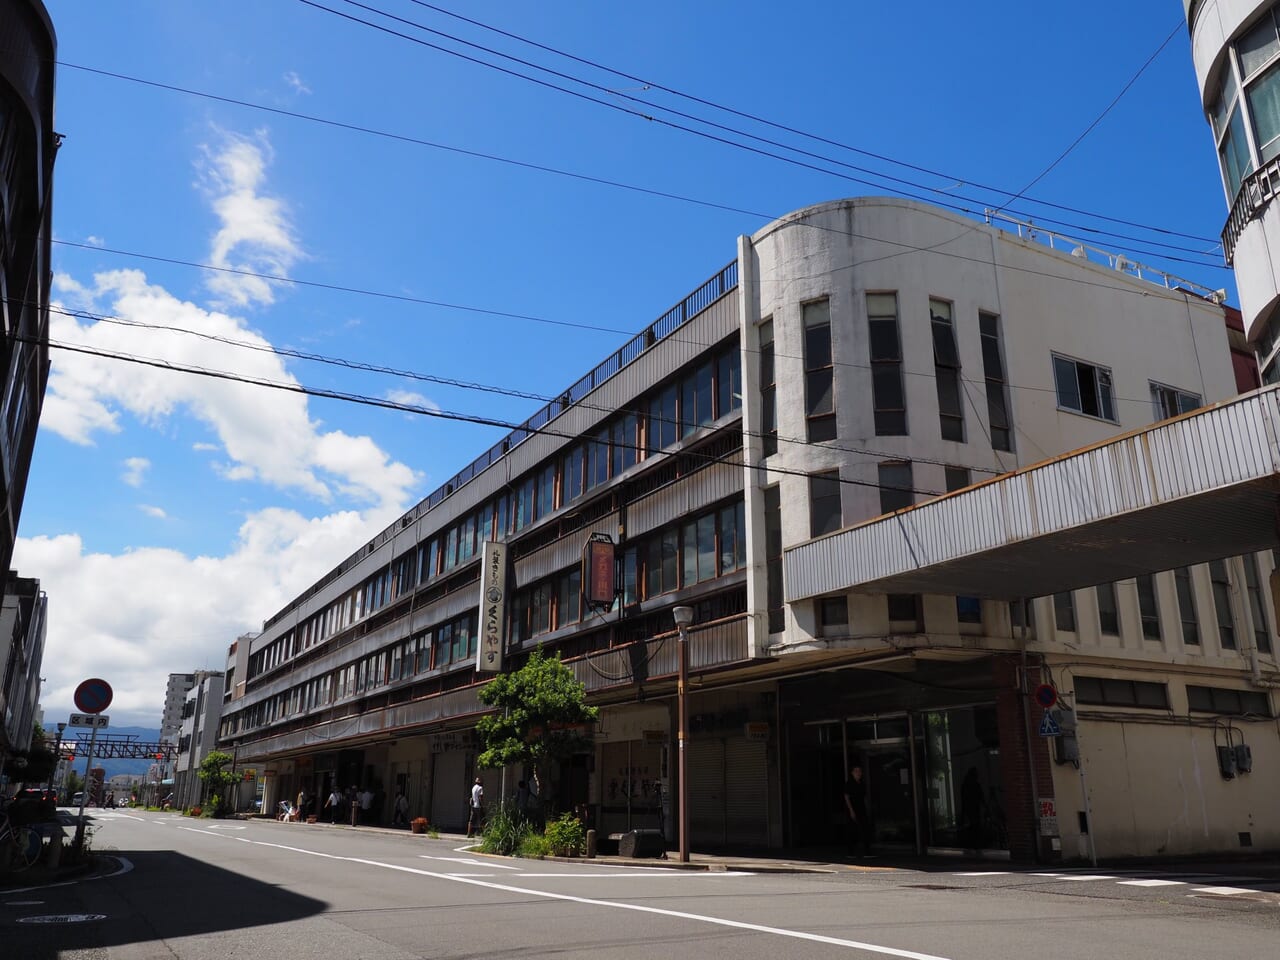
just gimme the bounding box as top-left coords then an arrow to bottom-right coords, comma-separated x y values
177,826 -> 951,960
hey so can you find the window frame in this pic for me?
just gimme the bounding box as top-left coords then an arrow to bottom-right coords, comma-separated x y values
1052,352 -> 1117,423
802,298 -> 836,442
929,297 -> 965,442
1150,381 -> 1203,422
867,292 -> 907,436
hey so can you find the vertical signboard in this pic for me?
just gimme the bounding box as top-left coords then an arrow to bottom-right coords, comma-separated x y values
583,535 -> 616,608
477,541 -> 508,673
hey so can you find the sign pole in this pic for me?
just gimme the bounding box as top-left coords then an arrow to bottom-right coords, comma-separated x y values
73,723 -> 98,851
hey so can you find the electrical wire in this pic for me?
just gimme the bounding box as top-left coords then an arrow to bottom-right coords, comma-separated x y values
22,332 -> 950,498
316,0 -> 1217,259
406,1 -> 1217,246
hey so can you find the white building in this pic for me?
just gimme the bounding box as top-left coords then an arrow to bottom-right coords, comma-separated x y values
160,672 -> 196,745
172,671 -> 224,809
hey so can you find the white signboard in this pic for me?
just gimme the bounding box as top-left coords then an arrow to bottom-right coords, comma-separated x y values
69,713 -> 109,728
476,541 -> 508,673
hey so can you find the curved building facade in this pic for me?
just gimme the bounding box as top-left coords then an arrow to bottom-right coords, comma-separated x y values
223,197 -> 1276,861
1187,1 -> 1280,372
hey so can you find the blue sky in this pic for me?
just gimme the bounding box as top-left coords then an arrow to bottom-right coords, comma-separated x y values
22,0 -> 1233,726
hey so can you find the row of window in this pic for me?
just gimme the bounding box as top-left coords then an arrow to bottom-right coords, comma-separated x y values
1051,355 -> 1205,425
1074,675 -> 1272,716
1210,3 -> 1280,197
247,345 -> 743,682
1052,557 -> 1273,654
764,293 -> 1015,453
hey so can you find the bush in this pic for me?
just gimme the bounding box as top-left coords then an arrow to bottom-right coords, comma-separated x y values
544,813 -> 585,857
478,801 -> 533,856
517,832 -> 552,858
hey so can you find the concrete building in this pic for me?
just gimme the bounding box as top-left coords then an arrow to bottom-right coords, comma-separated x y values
219,197 -> 1276,860
0,572 -> 46,787
0,0 -> 56,613
160,673 -> 196,745
173,671 -> 224,809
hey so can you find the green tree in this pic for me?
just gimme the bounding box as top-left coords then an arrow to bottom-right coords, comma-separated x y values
197,751 -> 242,815
475,647 -> 598,813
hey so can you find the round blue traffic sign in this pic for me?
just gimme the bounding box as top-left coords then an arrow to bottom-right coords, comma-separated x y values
73,678 -> 113,714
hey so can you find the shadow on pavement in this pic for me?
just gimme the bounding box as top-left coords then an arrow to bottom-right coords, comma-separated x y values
0,849 -> 327,960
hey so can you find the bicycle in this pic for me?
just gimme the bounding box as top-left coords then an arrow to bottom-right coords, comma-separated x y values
0,810 -> 43,870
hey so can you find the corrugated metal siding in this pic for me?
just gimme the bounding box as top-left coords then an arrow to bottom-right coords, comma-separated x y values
514,517 -> 619,583
628,460 -> 744,539
784,388 -> 1280,601
570,616 -> 749,692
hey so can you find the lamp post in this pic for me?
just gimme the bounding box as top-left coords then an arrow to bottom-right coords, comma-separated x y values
672,605 -> 694,863
51,722 -> 66,795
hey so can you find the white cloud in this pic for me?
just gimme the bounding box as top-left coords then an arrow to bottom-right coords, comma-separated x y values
198,131 -> 300,308
192,442 -> 219,452
283,70 -> 311,95
122,456 -> 150,487
42,270 -> 420,508
138,504 -> 167,519
385,388 -> 441,414
15,506 -> 394,726
85,235 -> 104,247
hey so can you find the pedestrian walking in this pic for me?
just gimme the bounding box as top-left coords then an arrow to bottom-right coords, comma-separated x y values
843,763 -> 872,857
392,789 -> 410,828
325,787 -> 342,824
466,778 -> 484,838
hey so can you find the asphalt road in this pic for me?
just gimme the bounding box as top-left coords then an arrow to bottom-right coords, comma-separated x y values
3,810 -> 1278,960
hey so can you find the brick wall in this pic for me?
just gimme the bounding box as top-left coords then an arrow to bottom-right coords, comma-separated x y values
994,654 -> 1057,863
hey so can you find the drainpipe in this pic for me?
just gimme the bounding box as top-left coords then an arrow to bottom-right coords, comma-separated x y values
1018,599 -> 1042,864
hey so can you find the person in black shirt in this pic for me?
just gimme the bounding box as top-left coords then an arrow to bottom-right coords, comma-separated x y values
843,762 -> 871,857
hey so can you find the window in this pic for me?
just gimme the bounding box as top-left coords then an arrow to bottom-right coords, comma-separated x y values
1074,675 -> 1169,709
979,312 -> 1013,452
930,299 -> 964,441
563,445 -> 584,503
1053,354 -> 1115,421
696,513 -> 716,583
716,347 -> 741,419
819,596 -> 849,637
649,383 -> 678,451
1187,685 -> 1272,716
1136,574 -> 1162,640
719,502 -> 746,575
611,413 -> 638,476
1209,560 -> 1238,650
1054,592 -> 1076,633
556,567 -> 581,628
513,475 -> 535,532
809,471 -> 843,537
944,466 -> 971,493
956,596 -> 982,624
1242,9 -> 1280,164
759,320 -> 777,456
888,594 -> 921,626
803,299 -> 836,441
530,582 -> 552,636
1243,554 -> 1273,654
536,463 -> 556,518
1150,382 -> 1202,421
1175,567 -> 1200,645
765,486 -> 784,633
878,461 -> 913,513
585,428 -> 610,491
1096,583 -> 1120,635
681,361 -> 714,438
646,529 -> 680,598
867,293 -> 907,435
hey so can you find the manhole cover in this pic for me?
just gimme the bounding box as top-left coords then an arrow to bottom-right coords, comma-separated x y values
17,914 -> 106,924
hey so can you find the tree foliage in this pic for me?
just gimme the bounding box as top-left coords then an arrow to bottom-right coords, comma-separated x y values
475,647 -> 597,810
197,751 -> 242,813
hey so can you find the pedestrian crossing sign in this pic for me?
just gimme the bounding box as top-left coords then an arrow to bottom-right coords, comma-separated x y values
1039,711 -> 1062,737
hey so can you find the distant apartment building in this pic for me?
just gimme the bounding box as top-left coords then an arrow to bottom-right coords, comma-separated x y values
173,671 -> 224,809
160,672 -> 196,744
217,195 -> 1279,861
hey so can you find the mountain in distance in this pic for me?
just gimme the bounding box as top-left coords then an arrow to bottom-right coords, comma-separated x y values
60,725 -> 165,781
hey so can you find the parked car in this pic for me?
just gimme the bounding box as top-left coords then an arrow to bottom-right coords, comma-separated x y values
70,791 -> 84,807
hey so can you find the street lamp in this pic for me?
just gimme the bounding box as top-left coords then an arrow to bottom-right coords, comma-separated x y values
672,605 -> 694,863
51,722 -> 66,795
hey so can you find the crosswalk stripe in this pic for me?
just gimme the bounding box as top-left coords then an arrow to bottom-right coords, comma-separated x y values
1191,886 -> 1263,896
1117,879 -> 1186,887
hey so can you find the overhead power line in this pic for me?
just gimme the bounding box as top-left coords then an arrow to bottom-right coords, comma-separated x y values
292,0 -> 1223,264
406,0 -> 1217,247
24,332 -> 946,499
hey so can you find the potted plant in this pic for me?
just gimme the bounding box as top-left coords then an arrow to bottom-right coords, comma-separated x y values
411,817 -> 429,834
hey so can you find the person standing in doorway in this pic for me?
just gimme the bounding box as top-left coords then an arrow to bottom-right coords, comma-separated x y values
466,777 -> 484,838
843,762 -> 871,857
296,788 -> 309,823
392,789 -> 410,828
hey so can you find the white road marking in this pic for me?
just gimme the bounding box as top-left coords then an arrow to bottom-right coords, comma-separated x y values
1117,879 -> 1186,887
184,827 -> 952,959
514,871 -> 755,878
1028,873 -> 1064,878
1057,875 -> 1117,882
1191,886 -> 1263,896
952,872 -> 1009,877
4,900 -> 45,906
420,855 -> 520,870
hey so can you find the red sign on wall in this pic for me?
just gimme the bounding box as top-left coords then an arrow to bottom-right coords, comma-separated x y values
583,537 -> 616,607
